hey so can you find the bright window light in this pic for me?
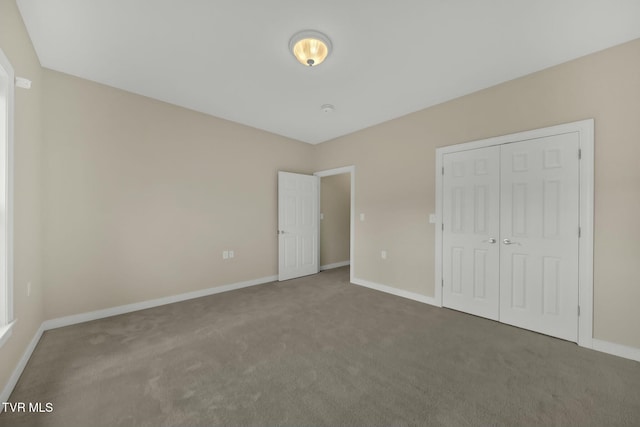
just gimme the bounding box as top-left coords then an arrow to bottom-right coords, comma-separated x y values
0,48 -> 15,348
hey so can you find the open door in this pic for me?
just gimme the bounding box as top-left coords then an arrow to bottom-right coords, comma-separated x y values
278,171 -> 319,281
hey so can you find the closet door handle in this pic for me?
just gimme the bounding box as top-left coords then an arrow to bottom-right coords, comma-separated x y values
482,238 -> 497,244
502,238 -> 521,246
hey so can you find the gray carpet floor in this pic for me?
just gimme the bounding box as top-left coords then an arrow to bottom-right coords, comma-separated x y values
1,266 -> 639,426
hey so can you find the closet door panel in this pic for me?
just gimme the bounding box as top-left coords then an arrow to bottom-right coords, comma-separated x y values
442,147 -> 500,320
499,133 -> 580,342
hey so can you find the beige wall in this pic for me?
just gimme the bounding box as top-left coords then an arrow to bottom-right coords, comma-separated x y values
42,70 -> 314,319
320,174 -> 350,267
0,0 -> 45,395
314,37 -> 640,349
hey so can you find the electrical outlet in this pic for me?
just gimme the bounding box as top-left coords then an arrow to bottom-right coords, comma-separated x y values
229,250 -> 234,259
381,250 -> 387,260
320,213 -> 324,220
223,251 -> 229,260
360,213 -> 365,221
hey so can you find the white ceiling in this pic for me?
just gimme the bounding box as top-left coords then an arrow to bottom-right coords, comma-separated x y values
16,0 -> 640,144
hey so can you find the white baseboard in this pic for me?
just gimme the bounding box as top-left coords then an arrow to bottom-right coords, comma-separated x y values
0,323 -> 44,410
351,277 -> 440,307
350,278 -> 640,363
1,275 -> 278,407
43,275 -> 278,331
592,338 -> 640,362
4,273 -> 639,412
320,261 -> 350,271
352,277 -> 640,363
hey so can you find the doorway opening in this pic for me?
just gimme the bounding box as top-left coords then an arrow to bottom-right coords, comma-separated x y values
314,166 -> 355,283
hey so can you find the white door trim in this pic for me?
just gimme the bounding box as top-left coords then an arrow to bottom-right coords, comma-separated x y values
314,166 -> 355,284
435,119 -> 594,348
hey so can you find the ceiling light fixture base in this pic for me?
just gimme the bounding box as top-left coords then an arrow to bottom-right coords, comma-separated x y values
321,104 -> 335,113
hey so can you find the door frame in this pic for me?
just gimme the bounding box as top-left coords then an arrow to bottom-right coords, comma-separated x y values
314,166 -> 356,284
435,119 -> 594,348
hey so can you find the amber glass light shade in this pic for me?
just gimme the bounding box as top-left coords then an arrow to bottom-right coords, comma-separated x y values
289,31 -> 332,67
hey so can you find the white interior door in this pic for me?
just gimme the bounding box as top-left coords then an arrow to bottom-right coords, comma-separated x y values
499,133 -> 580,342
442,146 -> 500,320
278,171 -> 319,281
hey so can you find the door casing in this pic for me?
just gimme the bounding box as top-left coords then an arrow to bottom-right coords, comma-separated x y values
435,119 -> 594,348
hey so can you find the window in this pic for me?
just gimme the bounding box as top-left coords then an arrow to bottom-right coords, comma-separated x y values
0,48 -> 15,348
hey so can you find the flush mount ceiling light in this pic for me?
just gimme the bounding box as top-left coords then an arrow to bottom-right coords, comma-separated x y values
289,30 -> 332,67
321,104 -> 335,113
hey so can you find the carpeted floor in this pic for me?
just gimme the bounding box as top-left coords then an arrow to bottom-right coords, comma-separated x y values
1,266 -> 639,426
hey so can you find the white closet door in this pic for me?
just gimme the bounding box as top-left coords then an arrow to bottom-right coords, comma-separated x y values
499,133 -> 580,342
442,146 -> 501,320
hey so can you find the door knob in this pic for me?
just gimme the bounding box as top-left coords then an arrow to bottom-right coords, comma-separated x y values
482,238 -> 497,244
503,238 -> 521,245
